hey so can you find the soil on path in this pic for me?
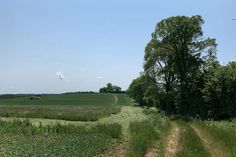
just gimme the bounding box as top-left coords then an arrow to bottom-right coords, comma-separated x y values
164,123 -> 180,157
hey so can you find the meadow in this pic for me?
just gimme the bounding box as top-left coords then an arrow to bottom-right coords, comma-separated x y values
0,93 -> 129,121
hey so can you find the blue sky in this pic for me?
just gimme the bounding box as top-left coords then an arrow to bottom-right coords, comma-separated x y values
0,0 -> 235,94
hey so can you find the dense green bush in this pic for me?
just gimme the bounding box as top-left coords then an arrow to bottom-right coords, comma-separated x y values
203,62 -> 236,119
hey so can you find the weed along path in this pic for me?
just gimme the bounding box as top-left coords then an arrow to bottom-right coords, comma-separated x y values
191,124 -> 228,157
164,122 -> 180,157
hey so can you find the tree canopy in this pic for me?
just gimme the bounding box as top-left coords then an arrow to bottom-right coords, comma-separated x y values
99,83 -> 123,93
128,15 -> 236,119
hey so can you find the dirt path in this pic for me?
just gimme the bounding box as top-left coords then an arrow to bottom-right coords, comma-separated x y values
164,123 -> 180,157
191,124 -> 228,157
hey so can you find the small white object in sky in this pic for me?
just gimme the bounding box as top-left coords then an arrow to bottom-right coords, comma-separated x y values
56,72 -> 65,80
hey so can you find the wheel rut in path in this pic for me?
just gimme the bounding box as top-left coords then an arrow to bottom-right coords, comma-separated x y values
164,123 -> 180,157
191,124 -> 228,157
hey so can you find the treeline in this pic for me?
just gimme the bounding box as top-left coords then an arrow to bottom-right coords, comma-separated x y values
128,15 -> 236,120
63,91 -> 96,94
99,83 -> 125,93
0,94 -> 44,99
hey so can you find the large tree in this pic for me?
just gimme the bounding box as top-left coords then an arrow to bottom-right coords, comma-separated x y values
144,15 -> 217,115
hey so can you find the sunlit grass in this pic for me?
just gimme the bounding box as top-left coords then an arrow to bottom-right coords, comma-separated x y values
195,120 -> 236,156
0,120 -> 122,157
175,121 -> 210,157
0,105 -> 120,121
0,93 -> 132,121
128,121 -> 158,157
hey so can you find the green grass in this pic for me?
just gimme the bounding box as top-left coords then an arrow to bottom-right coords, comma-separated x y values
175,121 -> 211,157
128,121 -> 158,157
0,119 -> 122,157
144,110 -> 172,157
195,120 -> 236,156
116,94 -> 133,106
0,93 -> 115,106
0,105 -> 120,121
0,93 -> 131,121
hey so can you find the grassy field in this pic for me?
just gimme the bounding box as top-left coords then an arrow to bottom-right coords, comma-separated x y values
0,93 -> 116,106
0,93 -> 131,121
0,93 -> 235,157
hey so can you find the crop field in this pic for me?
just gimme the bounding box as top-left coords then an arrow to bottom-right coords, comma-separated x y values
0,93 -> 130,121
0,120 -> 121,157
0,93 -> 235,157
0,93 -> 117,106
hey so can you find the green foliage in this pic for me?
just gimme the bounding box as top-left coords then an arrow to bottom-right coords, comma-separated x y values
99,83 -> 123,93
144,15 -> 217,116
127,76 -> 147,106
129,15 -> 235,119
203,62 -> 236,119
0,120 -> 122,156
127,75 -> 158,107
128,121 -> 158,157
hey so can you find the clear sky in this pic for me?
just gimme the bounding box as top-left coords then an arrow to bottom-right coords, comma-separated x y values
0,0 -> 235,94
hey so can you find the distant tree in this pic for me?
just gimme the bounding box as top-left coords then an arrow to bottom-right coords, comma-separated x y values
106,83 -> 113,93
113,86 -> 122,93
99,87 -> 107,93
99,83 -> 123,93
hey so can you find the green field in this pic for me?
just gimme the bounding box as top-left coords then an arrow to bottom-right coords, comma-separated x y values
0,93 -> 118,106
0,120 -> 121,157
0,93 -> 131,121
0,93 -> 235,157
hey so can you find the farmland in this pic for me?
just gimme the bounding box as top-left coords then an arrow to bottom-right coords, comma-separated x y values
0,93 -> 235,156
0,93 -> 128,121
